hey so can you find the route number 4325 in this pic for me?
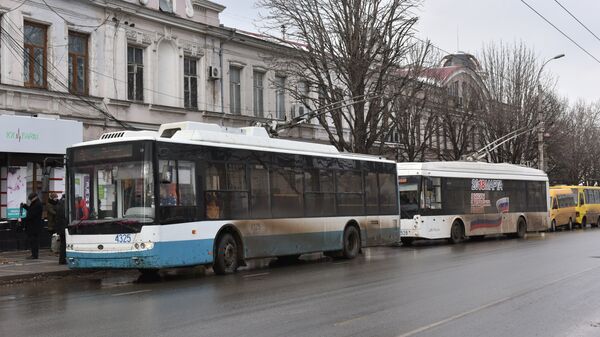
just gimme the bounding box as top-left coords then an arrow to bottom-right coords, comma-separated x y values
115,234 -> 132,243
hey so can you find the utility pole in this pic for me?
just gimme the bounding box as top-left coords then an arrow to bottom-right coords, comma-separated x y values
536,53 -> 565,172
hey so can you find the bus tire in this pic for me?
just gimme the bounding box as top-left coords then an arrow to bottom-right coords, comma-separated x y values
516,218 -> 527,238
550,220 -> 556,232
595,217 -> 600,228
448,221 -> 464,244
400,237 -> 415,246
568,218 -> 573,231
342,225 -> 361,259
213,233 -> 239,275
581,217 -> 587,229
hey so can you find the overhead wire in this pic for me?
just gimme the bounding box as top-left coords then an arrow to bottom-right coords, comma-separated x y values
520,0 -> 600,65
553,0 -> 600,45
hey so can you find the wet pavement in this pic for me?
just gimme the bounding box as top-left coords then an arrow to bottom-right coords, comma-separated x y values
1,229 -> 600,337
0,249 -> 70,283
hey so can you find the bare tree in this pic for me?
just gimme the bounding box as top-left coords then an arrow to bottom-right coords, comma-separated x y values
437,84 -> 484,160
257,0 -> 430,154
477,41 -> 560,165
549,100 -> 600,184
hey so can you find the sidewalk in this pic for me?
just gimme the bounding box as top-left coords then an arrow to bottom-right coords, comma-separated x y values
0,249 -> 71,284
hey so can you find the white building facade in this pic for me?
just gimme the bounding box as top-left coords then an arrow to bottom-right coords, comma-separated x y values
0,0 -> 325,228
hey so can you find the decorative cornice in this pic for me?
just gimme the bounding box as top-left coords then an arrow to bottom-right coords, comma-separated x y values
192,0 -> 226,13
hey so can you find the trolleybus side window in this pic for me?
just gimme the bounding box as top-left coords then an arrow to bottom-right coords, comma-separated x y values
364,172 -> 379,215
158,160 -> 197,223
271,166 -> 303,218
378,173 -> 398,214
250,164 -> 271,218
205,162 -> 249,220
304,168 -> 336,217
423,177 -> 442,210
336,170 -> 364,216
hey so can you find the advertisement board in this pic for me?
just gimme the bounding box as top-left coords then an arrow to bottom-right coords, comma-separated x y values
6,167 -> 27,219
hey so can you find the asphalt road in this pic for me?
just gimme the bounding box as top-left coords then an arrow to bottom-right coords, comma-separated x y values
2,229 -> 600,337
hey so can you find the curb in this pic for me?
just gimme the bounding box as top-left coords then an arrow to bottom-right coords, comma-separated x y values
0,269 -> 90,286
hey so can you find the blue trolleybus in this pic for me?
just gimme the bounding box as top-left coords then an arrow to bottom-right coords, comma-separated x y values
65,122 -> 399,274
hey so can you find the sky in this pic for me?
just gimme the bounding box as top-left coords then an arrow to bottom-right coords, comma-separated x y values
216,0 -> 600,103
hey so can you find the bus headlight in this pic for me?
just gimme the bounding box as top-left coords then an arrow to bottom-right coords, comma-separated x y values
140,243 -> 146,249
134,243 -> 140,249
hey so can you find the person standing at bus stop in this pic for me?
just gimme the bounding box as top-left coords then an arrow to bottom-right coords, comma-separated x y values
55,194 -> 68,265
21,192 -> 43,259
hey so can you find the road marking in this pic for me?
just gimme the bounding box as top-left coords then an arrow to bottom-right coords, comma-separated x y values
111,289 -> 151,297
334,314 -> 370,327
243,272 -> 270,278
0,295 -> 17,301
396,265 -> 600,337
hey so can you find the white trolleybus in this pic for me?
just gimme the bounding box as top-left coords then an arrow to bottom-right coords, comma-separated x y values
397,161 -> 549,245
65,122 -> 400,274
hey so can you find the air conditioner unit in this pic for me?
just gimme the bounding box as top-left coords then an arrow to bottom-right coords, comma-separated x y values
209,66 -> 221,80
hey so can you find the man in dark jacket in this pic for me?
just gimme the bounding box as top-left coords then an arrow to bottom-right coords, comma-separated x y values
55,195 -> 68,264
21,192 -> 43,259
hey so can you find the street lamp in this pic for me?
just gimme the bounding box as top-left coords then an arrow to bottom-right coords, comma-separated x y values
536,53 -> 565,172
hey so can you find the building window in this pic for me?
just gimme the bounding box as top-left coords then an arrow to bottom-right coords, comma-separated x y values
183,57 -> 198,109
23,22 -> 47,88
253,71 -> 264,117
127,46 -> 144,101
275,75 -> 286,120
68,32 -> 88,95
229,66 -> 241,114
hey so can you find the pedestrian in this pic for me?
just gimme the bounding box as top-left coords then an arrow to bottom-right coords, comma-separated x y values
55,194 -> 68,265
75,196 -> 89,220
46,192 -> 58,236
21,192 -> 43,259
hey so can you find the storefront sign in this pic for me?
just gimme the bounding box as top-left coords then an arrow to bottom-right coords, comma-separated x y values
0,115 -> 83,154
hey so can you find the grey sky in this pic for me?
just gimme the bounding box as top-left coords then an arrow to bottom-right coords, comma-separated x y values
217,0 -> 600,102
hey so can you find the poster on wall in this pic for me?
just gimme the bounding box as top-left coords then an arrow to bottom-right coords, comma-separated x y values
7,166 -> 27,219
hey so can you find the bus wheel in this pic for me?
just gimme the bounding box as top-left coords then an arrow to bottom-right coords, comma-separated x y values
342,226 -> 361,259
448,221 -> 464,244
516,218 -> 527,238
595,217 -> 600,228
550,220 -> 556,232
400,237 -> 415,246
581,217 -> 587,229
213,233 -> 239,275
568,219 -> 573,231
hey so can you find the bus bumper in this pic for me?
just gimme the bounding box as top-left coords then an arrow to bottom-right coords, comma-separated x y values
66,239 -> 215,269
